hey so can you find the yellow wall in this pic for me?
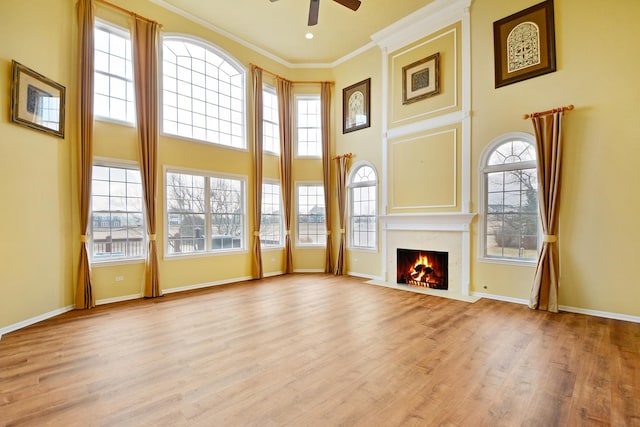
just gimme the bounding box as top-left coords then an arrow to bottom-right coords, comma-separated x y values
470,0 -> 640,316
0,0 -> 76,328
333,47 -> 384,278
2,0 -> 639,331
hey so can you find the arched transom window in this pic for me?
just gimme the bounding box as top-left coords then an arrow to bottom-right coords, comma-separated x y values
348,163 -> 377,250
162,37 -> 246,149
481,135 -> 539,262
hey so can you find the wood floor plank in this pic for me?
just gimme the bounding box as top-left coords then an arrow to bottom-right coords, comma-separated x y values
1,274 -> 639,426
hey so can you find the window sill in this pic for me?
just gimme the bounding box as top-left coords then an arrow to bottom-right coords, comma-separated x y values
91,257 -> 146,267
347,246 -> 378,253
295,244 -> 326,249
164,248 -> 247,261
95,116 -> 136,128
477,256 -> 537,268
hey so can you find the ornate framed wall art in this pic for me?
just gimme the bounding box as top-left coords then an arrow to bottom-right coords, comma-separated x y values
10,60 -> 66,138
343,78 -> 371,134
402,52 -> 440,105
493,0 -> 556,88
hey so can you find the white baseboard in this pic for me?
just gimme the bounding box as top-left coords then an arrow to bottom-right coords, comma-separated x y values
471,292 -> 529,306
163,276 -> 253,294
293,269 -> 325,273
96,294 -> 142,305
347,271 -> 384,281
559,305 -> 640,323
0,305 -> 75,341
471,292 -> 640,323
264,271 -> 284,278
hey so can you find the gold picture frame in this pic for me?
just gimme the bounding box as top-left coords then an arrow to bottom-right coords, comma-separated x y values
493,0 -> 556,88
10,60 -> 66,138
402,52 -> 440,105
343,78 -> 371,134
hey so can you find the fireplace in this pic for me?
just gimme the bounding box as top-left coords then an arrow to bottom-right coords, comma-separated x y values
397,248 -> 448,290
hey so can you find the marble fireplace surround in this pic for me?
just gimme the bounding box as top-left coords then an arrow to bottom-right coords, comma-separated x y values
368,213 -> 480,303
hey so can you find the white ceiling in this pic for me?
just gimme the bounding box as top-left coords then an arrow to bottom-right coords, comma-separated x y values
153,0 -> 435,65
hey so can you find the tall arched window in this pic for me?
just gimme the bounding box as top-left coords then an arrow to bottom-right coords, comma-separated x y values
480,133 -> 538,262
348,163 -> 377,250
162,36 -> 246,149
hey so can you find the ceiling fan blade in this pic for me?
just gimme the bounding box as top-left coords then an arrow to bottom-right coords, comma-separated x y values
333,0 -> 361,11
269,0 -> 279,2
308,0 -> 319,26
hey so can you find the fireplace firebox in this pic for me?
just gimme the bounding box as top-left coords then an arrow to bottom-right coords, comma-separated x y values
397,248 -> 448,290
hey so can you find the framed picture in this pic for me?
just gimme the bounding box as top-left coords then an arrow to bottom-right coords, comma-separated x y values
493,0 -> 556,88
402,52 -> 440,105
343,78 -> 370,134
10,60 -> 66,138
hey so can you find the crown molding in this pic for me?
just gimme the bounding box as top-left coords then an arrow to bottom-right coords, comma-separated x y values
370,0 -> 472,53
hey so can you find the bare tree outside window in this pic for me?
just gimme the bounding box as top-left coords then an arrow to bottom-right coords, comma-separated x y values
166,171 -> 245,254
484,139 -> 539,260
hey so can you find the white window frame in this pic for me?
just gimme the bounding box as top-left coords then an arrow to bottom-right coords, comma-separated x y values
260,180 -> 284,248
478,132 -> 540,266
294,95 -> 322,158
262,85 -> 280,155
90,158 -> 146,265
161,35 -> 247,150
348,161 -> 378,251
93,20 -> 136,125
295,182 -> 326,247
164,166 -> 247,258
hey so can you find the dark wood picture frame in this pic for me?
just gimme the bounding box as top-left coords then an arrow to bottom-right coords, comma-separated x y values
343,78 -> 371,134
493,0 -> 556,88
402,52 -> 440,105
10,60 -> 66,138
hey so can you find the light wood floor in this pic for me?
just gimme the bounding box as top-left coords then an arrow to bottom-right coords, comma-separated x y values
1,274 -> 639,426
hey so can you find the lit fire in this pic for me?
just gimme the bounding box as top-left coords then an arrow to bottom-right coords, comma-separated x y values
409,255 -> 433,284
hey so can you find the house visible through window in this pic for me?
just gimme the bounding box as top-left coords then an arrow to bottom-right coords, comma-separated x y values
162,37 -> 245,149
91,164 -> 145,261
297,184 -> 326,246
349,164 -> 377,249
260,181 -> 283,247
482,136 -> 539,261
166,170 -> 245,255
296,96 -> 321,157
94,21 -> 135,123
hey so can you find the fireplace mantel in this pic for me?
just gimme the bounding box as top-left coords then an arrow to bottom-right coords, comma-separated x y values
381,213 -> 476,232
373,212 -> 479,302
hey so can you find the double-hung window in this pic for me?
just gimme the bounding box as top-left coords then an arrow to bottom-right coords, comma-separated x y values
162,37 -> 246,149
481,134 -> 539,262
348,164 -> 377,250
295,96 -> 321,157
91,163 -> 145,261
263,86 -> 280,155
166,170 -> 245,255
260,181 -> 284,247
94,21 -> 135,123
297,184 -> 326,246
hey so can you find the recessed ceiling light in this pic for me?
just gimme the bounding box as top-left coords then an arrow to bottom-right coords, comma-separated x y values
305,32 -> 314,39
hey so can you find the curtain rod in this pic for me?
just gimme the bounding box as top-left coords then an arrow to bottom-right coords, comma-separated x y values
333,153 -> 353,160
251,64 -> 333,85
95,0 -> 163,28
523,104 -> 574,120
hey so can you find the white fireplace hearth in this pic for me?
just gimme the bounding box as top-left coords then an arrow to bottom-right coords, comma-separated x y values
367,213 -> 480,303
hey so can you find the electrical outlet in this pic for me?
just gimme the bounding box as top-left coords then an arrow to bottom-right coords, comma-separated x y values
115,276 -> 124,282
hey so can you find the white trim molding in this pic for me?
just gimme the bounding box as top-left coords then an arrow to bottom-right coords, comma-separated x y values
381,213 -> 476,298
0,305 -> 75,340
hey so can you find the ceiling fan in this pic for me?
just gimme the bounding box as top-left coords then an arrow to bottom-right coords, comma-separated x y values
270,0 -> 362,26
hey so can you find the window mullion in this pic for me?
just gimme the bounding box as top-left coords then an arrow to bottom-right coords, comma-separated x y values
205,177 -> 212,251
